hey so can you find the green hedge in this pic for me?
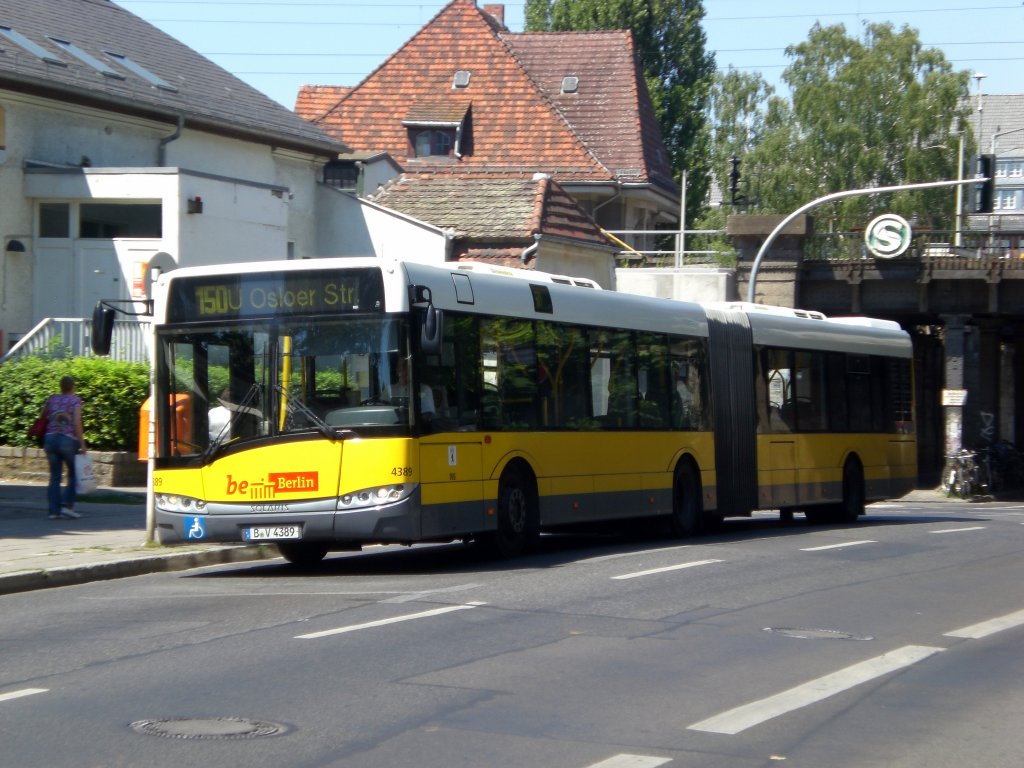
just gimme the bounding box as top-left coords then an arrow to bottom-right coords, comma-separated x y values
0,353 -> 149,451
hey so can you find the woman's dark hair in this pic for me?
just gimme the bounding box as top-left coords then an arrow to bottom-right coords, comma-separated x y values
59,375 -> 75,394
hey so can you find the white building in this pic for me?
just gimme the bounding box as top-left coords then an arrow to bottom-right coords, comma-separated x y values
0,0 -> 352,351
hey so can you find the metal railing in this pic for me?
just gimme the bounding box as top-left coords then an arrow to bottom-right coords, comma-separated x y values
605,228 -> 735,268
1,318 -> 150,364
804,230 -> 1023,262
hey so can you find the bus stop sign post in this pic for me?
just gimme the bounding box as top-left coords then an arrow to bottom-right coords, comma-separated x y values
746,178 -> 986,304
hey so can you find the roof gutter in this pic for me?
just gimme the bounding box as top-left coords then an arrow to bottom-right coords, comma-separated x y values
521,233 -> 541,264
157,114 -> 184,167
592,182 -> 622,215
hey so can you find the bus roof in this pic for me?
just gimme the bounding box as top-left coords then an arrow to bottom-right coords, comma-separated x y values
403,260 -> 709,338
705,301 -> 911,358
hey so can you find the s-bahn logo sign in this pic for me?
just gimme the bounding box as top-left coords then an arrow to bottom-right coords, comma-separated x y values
864,213 -> 912,259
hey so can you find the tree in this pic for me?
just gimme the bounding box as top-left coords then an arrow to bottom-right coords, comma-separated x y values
706,69 -> 782,206
712,22 -> 971,232
525,0 -> 716,225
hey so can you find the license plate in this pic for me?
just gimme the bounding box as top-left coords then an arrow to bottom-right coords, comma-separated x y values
243,525 -> 302,541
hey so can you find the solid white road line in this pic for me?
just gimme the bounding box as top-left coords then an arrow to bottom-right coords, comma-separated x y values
800,540 -> 876,552
295,603 -> 485,639
687,645 -> 944,735
944,607 -> 1024,639
929,526 -> 987,534
584,755 -> 672,768
611,559 -> 722,580
0,688 -> 48,703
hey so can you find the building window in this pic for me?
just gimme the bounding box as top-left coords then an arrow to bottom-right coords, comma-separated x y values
104,51 -> 176,91
323,159 -> 360,190
39,203 -> 70,238
0,26 -> 65,65
80,203 -> 162,238
413,129 -> 453,158
995,191 -> 1018,211
0,104 -> 5,164
49,38 -> 124,79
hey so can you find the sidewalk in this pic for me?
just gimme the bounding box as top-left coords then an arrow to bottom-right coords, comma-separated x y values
0,481 -> 275,596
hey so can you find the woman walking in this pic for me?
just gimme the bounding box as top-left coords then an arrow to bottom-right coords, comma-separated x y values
40,375 -> 86,520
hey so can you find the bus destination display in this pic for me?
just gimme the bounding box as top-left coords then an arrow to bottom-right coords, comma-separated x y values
166,269 -> 385,322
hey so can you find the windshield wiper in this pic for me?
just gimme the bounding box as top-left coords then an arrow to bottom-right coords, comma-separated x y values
273,383 -> 355,441
202,382 -> 263,463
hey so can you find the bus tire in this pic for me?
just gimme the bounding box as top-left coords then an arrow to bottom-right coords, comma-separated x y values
482,464 -> 538,559
808,458 -> 865,525
670,460 -> 703,538
278,542 -> 329,568
836,458 -> 865,522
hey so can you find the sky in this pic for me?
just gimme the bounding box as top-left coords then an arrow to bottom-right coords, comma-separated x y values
115,0 -> 1024,110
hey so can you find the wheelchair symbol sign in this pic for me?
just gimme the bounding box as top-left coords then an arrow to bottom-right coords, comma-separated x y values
186,516 -> 206,540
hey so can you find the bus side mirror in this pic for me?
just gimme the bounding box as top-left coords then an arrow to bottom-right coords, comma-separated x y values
420,305 -> 443,356
91,302 -> 116,356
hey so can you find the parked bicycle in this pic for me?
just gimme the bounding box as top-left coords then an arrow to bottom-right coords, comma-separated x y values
941,449 -> 990,499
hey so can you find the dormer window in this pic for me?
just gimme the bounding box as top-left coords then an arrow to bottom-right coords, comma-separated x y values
403,100 -> 471,160
414,130 -> 453,157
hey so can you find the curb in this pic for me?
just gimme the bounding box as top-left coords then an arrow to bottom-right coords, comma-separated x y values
0,544 -> 276,596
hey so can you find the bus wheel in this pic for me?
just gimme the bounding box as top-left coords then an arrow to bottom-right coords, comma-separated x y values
278,542 -> 328,568
808,459 -> 865,525
835,459 -> 865,523
670,460 -> 703,538
484,465 -> 537,559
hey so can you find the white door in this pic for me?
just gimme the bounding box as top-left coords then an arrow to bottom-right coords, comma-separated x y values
32,241 -> 75,323
76,241 -> 123,317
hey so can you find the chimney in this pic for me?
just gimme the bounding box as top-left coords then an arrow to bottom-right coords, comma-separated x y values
483,4 -> 505,26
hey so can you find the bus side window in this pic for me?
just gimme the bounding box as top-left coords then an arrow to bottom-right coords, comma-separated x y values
636,333 -> 671,429
670,337 -> 708,430
425,313 -> 480,431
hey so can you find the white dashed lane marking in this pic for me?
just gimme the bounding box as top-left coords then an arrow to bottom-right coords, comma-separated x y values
0,688 -> 47,704
944,607 -> 1024,639
611,559 -> 723,580
687,645 -> 944,735
929,526 -> 987,534
295,602 -> 485,639
583,755 -> 672,768
800,540 -> 876,552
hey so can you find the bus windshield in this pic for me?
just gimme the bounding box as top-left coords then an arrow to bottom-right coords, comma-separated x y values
154,315 -> 417,460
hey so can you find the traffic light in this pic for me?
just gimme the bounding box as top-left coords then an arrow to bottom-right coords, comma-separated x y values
973,154 -> 995,214
729,156 -> 742,205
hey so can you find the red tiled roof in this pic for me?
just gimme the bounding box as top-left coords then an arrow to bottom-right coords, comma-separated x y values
503,31 -> 677,194
403,100 -> 472,125
371,173 -> 614,252
295,85 -> 349,122
313,0 -> 609,180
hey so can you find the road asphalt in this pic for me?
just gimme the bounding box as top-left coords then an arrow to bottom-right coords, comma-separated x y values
0,481 -> 962,596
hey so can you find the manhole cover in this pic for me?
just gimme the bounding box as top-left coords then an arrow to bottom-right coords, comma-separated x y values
764,627 -> 873,641
130,717 -> 290,740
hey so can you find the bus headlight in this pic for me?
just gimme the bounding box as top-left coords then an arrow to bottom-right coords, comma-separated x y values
156,494 -> 208,513
338,483 -> 416,510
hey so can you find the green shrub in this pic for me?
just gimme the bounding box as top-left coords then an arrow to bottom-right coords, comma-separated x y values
0,353 -> 149,451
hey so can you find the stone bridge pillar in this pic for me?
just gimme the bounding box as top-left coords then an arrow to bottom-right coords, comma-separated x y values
941,315 -> 967,456
728,214 -> 810,306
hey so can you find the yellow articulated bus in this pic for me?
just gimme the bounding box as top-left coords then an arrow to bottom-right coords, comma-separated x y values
109,258 -> 914,565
